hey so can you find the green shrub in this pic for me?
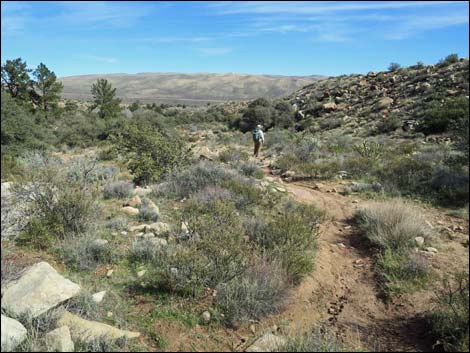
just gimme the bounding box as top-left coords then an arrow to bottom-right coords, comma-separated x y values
103,181 -> 134,199
388,62 -> 401,72
113,122 -> 189,185
376,250 -> 431,299
160,161 -> 235,198
146,201 -> 249,298
353,140 -> 384,162
418,96 -> 469,135
138,199 -> 160,222
56,234 -> 119,271
238,161 -> 264,179
14,153 -> 98,242
215,256 -> 289,327
427,272 -> 469,352
431,167 -> 469,206
355,201 -> 434,299
438,53 -> 459,67
16,217 -> 56,250
218,148 -> 249,163
254,205 -> 321,283
376,114 -> 402,133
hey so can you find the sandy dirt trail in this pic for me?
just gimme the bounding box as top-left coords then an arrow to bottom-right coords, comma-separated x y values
239,175 -> 434,352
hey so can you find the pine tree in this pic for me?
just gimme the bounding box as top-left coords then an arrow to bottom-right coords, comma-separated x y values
90,79 -> 121,119
33,63 -> 63,117
1,58 -> 32,101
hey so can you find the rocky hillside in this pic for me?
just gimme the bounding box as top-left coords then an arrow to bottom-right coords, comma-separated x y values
59,72 -> 326,105
288,59 -> 469,135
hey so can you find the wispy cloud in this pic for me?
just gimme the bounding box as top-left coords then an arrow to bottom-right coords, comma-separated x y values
207,1 -> 468,42
80,54 -> 118,64
210,1 -> 464,15
51,1 -> 155,29
386,13 -> 469,40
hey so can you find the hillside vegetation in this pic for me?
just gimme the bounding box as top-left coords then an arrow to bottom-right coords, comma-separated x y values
1,55 -> 469,352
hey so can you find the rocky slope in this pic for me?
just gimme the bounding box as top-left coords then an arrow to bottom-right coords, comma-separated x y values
288,59 -> 469,135
59,72 -> 326,105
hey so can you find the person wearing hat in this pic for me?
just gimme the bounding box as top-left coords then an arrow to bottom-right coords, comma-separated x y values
252,124 -> 265,158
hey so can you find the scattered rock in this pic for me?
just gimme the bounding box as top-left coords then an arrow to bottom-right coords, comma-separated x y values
426,247 -> 438,253
120,231 -> 128,236
134,186 -> 152,197
92,239 -> 109,247
137,270 -> 146,278
128,195 -> 142,208
201,311 -> 211,323
168,268 -> 178,276
106,269 -> 114,278
352,200 -> 359,204
376,97 -> 394,110
91,291 -> 106,303
129,222 -> 170,235
275,187 -> 286,193
415,237 -> 425,247
246,333 -> 286,352
56,311 -> 140,344
1,315 -> 27,352
1,262 -> 81,319
142,198 -> 159,215
250,324 -> 256,334
45,326 -> 74,352
122,206 -> 139,216
323,102 -> 337,111
281,170 -> 295,178
420,251 -> 434,258
181,222 -> 189,233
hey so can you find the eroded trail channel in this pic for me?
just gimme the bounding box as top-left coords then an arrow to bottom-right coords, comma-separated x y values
244,177 -> 433,352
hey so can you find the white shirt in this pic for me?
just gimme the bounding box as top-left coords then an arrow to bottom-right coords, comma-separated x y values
258,129 -> 265,143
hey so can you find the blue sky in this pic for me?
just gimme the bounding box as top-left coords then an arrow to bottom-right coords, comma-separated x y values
1,1 -> 469,77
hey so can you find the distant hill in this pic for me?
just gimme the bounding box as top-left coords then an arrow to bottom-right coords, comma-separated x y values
59,72 -> 326,105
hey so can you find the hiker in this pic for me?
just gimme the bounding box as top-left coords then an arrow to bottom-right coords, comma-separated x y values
252,124 -> 265,157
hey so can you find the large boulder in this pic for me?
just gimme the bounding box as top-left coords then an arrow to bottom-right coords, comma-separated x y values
56,311 -> 140,344
130,222 -> 170,235
1,315 -> 27,352
1,262 -> 81,319
246,333 -> 286,352
122,206 -> 139,216
45,326 -> 74,352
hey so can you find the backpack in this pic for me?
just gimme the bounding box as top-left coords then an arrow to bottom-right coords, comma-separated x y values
252,129 -> 262,142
